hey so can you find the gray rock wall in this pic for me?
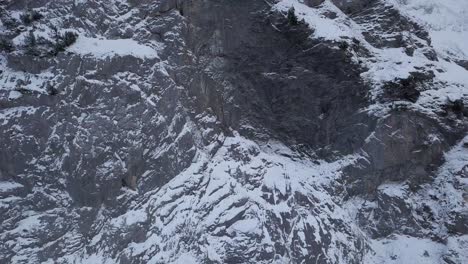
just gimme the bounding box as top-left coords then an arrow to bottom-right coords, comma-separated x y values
0,0 -> 467,263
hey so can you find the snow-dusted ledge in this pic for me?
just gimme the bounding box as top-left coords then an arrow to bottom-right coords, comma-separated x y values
68,36 -> 159,59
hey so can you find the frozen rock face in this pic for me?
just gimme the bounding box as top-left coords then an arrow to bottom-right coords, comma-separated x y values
0,0 -> 467,263
182,0 -> 374,155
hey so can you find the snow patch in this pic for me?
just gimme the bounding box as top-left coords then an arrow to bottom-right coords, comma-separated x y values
275,0 -> 360,41
68,36 -> 159,59
388,0 -> 468,61
366,235 -> 446,264
0,181 -> 23,192
8,91 -> 22,100
378,183 -> 408,197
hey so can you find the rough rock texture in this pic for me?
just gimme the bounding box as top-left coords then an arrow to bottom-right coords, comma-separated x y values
0,0 -> 467,263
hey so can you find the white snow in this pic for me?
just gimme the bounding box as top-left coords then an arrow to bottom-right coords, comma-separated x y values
68,36 -> 159,59
388,0 -> 468,61
362,47 -> 432,84
110,208 -> 148,227
8,91 -> 22,100
229,218 -> 260,234
0,181 -> 23,192
384,0 -> 468,111
378,183 -> 408,197
275,0 -> 360,41
0,106 -> 38,126
0,69 -> 54,93
366,235 -> 446,264
436,59 -> 468,86
172,253 -> 198,264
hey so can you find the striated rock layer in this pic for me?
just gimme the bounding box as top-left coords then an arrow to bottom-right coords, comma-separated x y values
0,0 -> 467,263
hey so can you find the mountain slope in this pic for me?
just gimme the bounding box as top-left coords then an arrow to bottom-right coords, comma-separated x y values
0,0 -> 467,263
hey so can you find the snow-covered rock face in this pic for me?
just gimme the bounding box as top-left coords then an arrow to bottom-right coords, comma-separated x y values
0,0 -> 467,263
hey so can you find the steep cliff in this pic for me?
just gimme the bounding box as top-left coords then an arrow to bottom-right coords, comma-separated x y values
0,0 -> 467,263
